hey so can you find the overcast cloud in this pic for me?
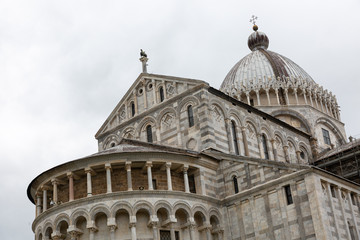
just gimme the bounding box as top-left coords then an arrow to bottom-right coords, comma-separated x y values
0,0 -> 359,239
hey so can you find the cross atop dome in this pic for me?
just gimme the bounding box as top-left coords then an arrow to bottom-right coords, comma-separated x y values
250,15 -> 259,31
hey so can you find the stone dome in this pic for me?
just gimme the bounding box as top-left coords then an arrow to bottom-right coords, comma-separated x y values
220,28 -> 315,95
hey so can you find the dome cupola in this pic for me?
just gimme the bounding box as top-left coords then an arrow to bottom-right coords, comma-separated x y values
247,25 -> 269,51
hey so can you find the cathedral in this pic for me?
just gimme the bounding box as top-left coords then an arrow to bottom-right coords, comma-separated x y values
27,23 -> 360,240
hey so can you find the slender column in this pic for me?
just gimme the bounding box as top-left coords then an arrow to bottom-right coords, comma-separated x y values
42,187 -> 48,212
314,94 -> 319,109
275,89 -> 280,105
256,91 -> 261,106
166,162 -> 173,191
146,161 -> 153,190
183,165 -> 190,193
151,222 -> 159,240
241,127 -> 249,157
68,230 -> 82,240
67,172 -> 74,201
188,221 -> 196,240
309,92 -> 314,107
270,139 -> 278,161
162,80 -> 167,99
303,89 -> 308,104
266,90 -> 271,105
324,101 -> 329,114
284,89 -> 289,105
337,187 -> 351,239
105,163 -> 112,193
205,225 -> 212,240
170,223 -> 176,240
257,134 -> 264,158
88,227 -> 98,240
85,168 -> 93,197
143,84 -> 148,110
296,150 -> 301,164
225,118 -> 234,153
246,93 -> 250,105
346,191 -> 360,239
36,194 -> 42,216
294,88 -> 299,105
133,89 -> 138,115
51,179 -> 58,205
283,146 -> 289,163
217,230 -> 224,240
267,138 -> 274,160
152,79 -> 157,104
108,225 -> 117,240
319,96 -> 324,112
130,223 -> 137,240
126,161 -> 133,191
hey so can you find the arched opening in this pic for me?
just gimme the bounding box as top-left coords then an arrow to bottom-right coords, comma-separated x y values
44,227 -> 53,240
115,209 -> 131,240
210,215 -> 221,240
187,105 -> 194,127
194,211 -> 206,239
174,208 -> 190,239
146,125 -> 153,143
94,212 -> 110,239
261,134 -> 269,159
57,220 -> 69,239
232,176 -> 239,194
231,121 -> 239,155
38,233 -> 43,240
159,87 -> 165,102
75,216 -> 88,240
136,209 -> 152,239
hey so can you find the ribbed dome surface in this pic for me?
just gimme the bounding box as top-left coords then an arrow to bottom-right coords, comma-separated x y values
220,30 -> 315,93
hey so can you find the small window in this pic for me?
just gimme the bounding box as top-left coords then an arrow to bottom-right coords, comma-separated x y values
330,185 -> 336,198
131,102 -> 135,117
110,142 -> 115,148
159,87 -> 164,102
300,151 -> 305,159
146,125 -> 153,143
351,193 -> 357,205
322,128 -> 331,145
231,121 -> 239,155
262,134 -> 269,159
187,105 -> 194,127
233,176 -> 239,194
152,179 -> 157,190
284,185 -> 293,205
189,174 -> 196,193
250,99 -> 254,106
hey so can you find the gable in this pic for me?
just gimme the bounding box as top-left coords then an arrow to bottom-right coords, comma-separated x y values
95,73 -> 208,138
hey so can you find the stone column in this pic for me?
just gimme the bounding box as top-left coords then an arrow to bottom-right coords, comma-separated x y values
270,139 -> 278,161
51,179 -> 58,205
266,89 -> 271,105
183,165 -> 190,193
283,146 -> 289,163
217,229 -> 224,240
143,84 -> 147,110
241,127 -> 249,156
162,80 -> 167,100
296,150 -> 301,164
108,225 -> 117,240
152,79 -> 157,104
309,92 -> 314,107
246,93 -> 250,105
146,161 -> 153,190
150,221 -> 159,240
170,222 -> 176,240
67,172 -> 74,202
205,225 -> 212,240
88,227 -> 98,240
129,223 -> 137,240
42,186 -> 48,212
257,134 -> 264,159
105,163 -> 112,193
225,118 -> 234,154
319,96 -> 324,112
346,191 -> 360,239
36,194 -> 42,216
68,227 -> 83,240
284,89 -> 289,105
267,138 -> 274,160
126,161 -> 133,191
326,183 -> 340,238
133,89 -> 138,115
166,162 -> 173,191
303,89 -> 308,104
188,221 -> 196,240
294,88 -> 299,105
275,89 -> 280,105
256,90 -> 261,106
85,168 -> 93,197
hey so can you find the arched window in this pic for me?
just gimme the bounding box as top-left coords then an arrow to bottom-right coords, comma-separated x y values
131,102 -> 135,117
159,87 -> 164,102
231,121 -> 239,155
187,105 -> 194,127
233,176 -> 239,194
146,125 -> 153,143
262,134 -> 269,159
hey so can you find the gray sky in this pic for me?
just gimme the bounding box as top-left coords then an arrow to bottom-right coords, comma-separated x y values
1,0 -> 359,238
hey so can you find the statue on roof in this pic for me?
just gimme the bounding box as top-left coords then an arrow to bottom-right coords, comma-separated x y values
140,49 -> 147,58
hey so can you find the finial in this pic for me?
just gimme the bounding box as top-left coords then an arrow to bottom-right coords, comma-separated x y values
139,49 -> 148,73
249,15 -> 258,31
